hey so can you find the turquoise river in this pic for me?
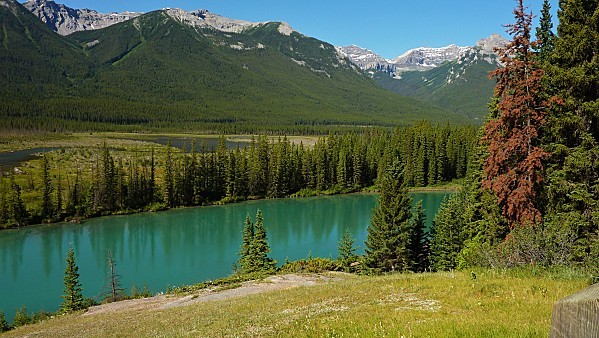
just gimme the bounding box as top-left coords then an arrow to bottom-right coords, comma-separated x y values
0,191 -> 450,322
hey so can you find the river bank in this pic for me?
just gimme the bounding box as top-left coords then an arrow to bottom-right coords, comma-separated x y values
2,269 -> 589,337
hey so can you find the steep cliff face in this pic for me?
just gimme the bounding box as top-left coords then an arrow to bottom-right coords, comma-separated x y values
23,0 -> 141,35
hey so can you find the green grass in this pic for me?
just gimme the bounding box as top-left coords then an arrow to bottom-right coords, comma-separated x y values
2,269 -> 590,337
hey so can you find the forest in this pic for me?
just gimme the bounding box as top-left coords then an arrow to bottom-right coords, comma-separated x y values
0,123 -> 476,228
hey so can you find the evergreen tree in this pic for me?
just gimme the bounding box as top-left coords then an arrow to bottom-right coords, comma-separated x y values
408,201 -> 428,272
543,0 -> 599,264
8,175 -> 28,227
55,171 -> 62,220
0,309 -> 11,332
163,142 -> 175,208
251,210 -> 277,272
337,228 -> 358,271
237,213 -> 255,273
483,0 -> 549,228
41,154 -> 53,221
61,246 -> 85,313
535,0 -> 555,62
430,194 -> 467,271
364,161 -> 413,272
12,306 -> 29,327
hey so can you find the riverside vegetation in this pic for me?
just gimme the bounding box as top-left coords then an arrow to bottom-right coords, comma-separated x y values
0,0 -> 598,336
0,123 -> 476,229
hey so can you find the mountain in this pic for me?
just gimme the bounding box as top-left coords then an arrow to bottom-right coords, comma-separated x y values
338,34 -> 508,120
337,44 -> 470,73
0,0 -> 90,98
23,0 -> 141,35
373,34 -> 508,120
1,0 -> 465,133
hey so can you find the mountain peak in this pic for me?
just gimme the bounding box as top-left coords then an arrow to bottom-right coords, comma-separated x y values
24,0 -> 142,35
475,33 -> 509,54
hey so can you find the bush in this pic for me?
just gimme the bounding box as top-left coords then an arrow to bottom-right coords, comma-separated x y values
12,306 -> 30,327
279,257 -> 338,273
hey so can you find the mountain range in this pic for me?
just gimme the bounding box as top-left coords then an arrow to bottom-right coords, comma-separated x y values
337,34 -> 508,119
1,0 -> 500,133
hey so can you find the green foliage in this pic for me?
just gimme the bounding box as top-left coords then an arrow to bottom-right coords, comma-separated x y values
279,257 -> 337,273
0,4 -> 466,134
237,210 -> 276,274
129,284 -> 153,299
364,161 -> 413,272
12,305 -> 30,327
0,309 -> 11,332
0,127 -> 478,230
61,246 -> 85,313
408,201 -> 429,272
374,50 -> 497,121
430,194 -> 467,271
535,0 -> 555,62
336,229 -> 359,271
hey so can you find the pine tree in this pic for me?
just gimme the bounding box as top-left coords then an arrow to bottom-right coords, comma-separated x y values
252,210 -> 276,272
237,213 -> 255,273
542,0 -> 599,264
12,306 -> 29,327
55,171 -> 62,220
41,154 -> 53,221
61,246 -> 85,313
535,0 -> 555,62
430,193 -> 468,271
408,201 -> 428,272
0,309 -> 11,332
8,175 -> 28,227
364,161 -> 413,272
483,0 -> 549,228
337,228 -> 358,271
163,142 -> 175,208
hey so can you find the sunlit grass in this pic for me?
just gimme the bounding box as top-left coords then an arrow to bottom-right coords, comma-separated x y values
3,269 -> 589,337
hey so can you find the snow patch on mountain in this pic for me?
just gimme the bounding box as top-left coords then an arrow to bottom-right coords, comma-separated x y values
338,33 -> 508,76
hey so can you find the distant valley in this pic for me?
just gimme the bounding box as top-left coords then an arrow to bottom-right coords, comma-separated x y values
0,0 -> 502,133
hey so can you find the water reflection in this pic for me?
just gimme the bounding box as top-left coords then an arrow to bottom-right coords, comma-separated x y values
0,192 -> 449,322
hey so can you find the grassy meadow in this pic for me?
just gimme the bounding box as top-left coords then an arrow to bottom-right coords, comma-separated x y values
2,269 -> 590,337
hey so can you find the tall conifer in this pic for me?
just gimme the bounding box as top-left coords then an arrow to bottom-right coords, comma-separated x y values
483,0 -> 549,228
61,246 -> 85,313
364,161 -> 413,272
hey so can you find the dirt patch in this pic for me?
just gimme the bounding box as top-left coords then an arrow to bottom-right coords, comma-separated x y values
83,273 -> 344,317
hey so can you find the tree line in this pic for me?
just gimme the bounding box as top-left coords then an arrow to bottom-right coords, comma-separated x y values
0,123 -> 476,228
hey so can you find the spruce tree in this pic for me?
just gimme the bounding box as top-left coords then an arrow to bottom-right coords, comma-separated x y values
408,201 -> 428,272
535,0 -> 555,62
237,213 -> 255,273
12,306 -> 29,327
41,154 -> 53,221
543,0 -> 599,264
337,228 -> 358,270
430,194 -> 466,271
163,141 -> 175,208
8,175 -> 28,227
364,161 -> 413,272
252,210 -> 277,272
0,309 -> 11,332
61,246 -> 85,313
483,0 -> 549,227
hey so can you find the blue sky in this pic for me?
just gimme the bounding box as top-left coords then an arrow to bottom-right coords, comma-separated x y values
55,0 -> 558,59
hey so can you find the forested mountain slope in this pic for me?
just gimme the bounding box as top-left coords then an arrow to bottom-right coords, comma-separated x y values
0,0 -> 466,133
